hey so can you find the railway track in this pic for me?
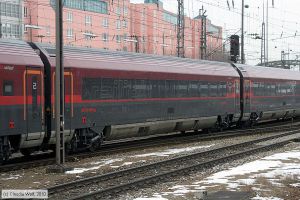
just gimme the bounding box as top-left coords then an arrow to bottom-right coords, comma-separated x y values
47,129 -> 300,200
1,120 -> 299,172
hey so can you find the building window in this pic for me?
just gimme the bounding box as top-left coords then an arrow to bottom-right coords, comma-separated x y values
67,11 -> 73,22
24,7 -> 28,17
1,2 -> 20,18
102,18 -> 108,28
116,20 -> 121,30
123,7 -> 128,16
3,81 -> 14,96
116,7 -> 121,15
122,20 -> 127,28
50,0 -> 108,14
67,28 -> 73,38
116,35 -> 121,43
85,15 -> 92,25
102,33 -> 109,42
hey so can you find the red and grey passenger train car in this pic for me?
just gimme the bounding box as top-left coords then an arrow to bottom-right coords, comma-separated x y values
235,64 -> 300,122
0,40 -> 44,159
1,39 -> 300,162
33,43 -> 241,152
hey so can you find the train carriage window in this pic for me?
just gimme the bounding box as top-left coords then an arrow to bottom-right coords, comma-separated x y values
134,79 -> 148,98
151,80 -> 160,98
159,80 -> 166,98
101,78 -> 114,99
270,84 -> 276,96
3,81 -> 14,96
276,84 -> 281,96
123,79 -> 132,99
113,79 -> 119,99
209,83 -> 218,97
280,84 -> 287,95
253,82 -> 259,96
258,82 -> 265,96
199,82 -> 208,97
189,81 -> 198,97
287,84 -> 294,95
265,84 -> 271,96
166,80 -> 176,98
218,82 -> 227,97
82,78 -> 101,100
176,80 -> 188,97
296,84 -> 300,95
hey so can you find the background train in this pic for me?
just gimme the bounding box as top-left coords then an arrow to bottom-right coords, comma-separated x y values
0,39 -> 300,162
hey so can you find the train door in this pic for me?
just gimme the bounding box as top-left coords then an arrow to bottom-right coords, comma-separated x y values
244,79 -> 251,114
64,71 -> 73,135
234,79 -> 240,113
25,67 -> 44,140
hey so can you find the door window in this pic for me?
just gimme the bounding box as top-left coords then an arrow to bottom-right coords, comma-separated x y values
3,81 -> 14,96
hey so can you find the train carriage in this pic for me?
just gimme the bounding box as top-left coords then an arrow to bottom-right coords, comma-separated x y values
34,44 -> 241,151
235,64 -> 300,123
0,40 -> 44,161
3,38 -> 300,162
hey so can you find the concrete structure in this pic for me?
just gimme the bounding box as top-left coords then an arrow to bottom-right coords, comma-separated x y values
0,0 -> 23,39
21,0 -> 225,61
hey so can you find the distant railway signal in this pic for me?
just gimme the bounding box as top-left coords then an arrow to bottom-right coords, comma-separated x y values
230,35 -> 240,63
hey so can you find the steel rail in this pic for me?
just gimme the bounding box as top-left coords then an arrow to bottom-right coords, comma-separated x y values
47,129 -> 300,200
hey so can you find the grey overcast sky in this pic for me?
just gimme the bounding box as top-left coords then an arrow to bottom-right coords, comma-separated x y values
131,0 -> 300,65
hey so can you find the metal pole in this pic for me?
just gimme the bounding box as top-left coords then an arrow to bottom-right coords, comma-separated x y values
0,2 -> 2,39
200,6 -> 207,60
241,0 -> 245,64
177,0 -> 184,58
266,0 -> 269,63
262,1 -> 266,65
55,0 -> 65,165
261,22 -> 265,65
162,32 -> 165,55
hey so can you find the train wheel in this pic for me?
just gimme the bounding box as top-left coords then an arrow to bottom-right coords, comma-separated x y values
20,148 -> 35,157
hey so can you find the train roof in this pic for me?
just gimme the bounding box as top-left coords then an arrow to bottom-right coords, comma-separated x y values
0,39 -> 43,67
35,43 -> 239,78
236,64 -> 300,81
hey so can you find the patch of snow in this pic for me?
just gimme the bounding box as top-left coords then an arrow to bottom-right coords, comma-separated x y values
162,185 -> 205,196
121,162 -> 133,166
135,148 -> 300,200
134,194 -> 168,200
132,144 -> 214,158
195,149 -> 300,190
251,195 -> 283,200
1,174 -> 22,180
66,158 -> 123,174
89,158 -> 123,165
290,183 -> 300,187
66,144 -> 215,174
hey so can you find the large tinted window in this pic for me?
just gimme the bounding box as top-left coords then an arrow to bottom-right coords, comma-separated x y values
82,78 -> 229,100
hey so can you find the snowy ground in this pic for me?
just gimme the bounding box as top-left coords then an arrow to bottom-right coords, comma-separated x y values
133,146 -> 300,200
65,144 -> 215,174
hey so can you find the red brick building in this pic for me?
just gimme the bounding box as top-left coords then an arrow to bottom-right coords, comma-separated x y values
22,0 -> 225,60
